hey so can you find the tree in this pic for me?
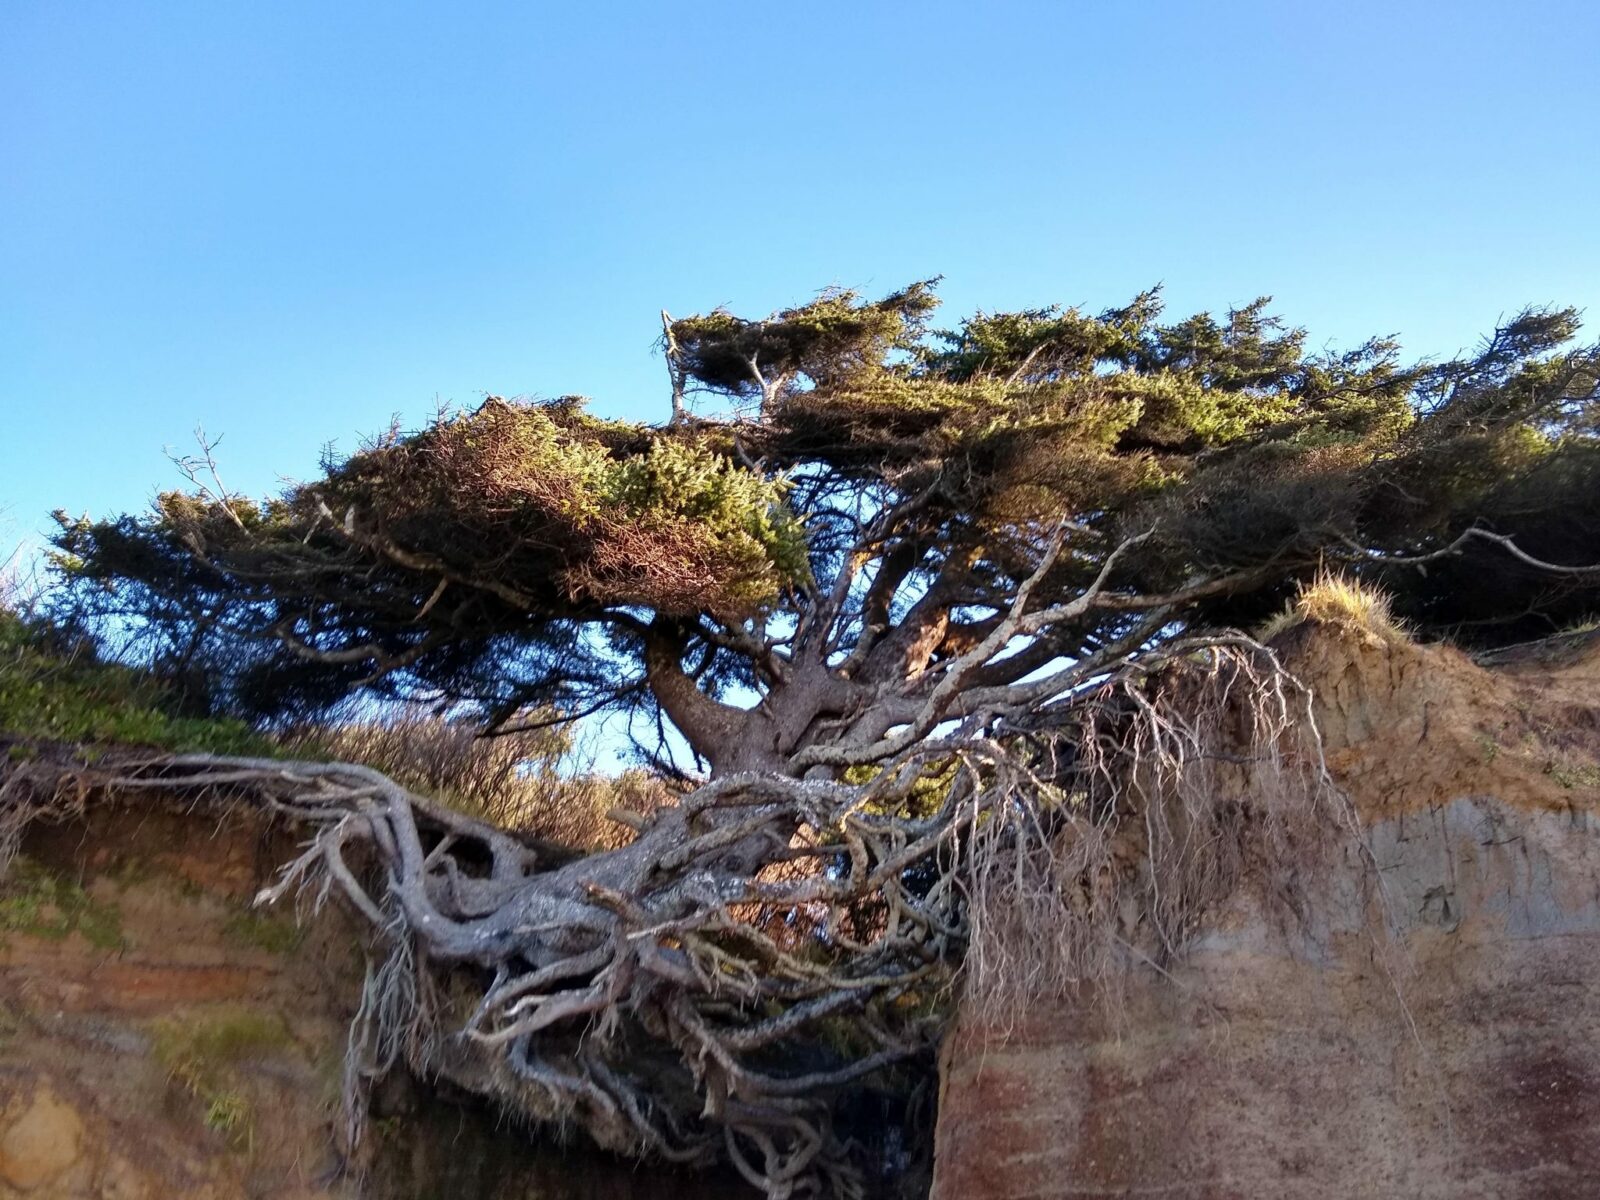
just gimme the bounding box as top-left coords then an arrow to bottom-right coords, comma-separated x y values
46,282 -> 1600,1196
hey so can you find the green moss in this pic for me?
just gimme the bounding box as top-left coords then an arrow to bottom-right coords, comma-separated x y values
1547,759 -> 1600,790
221,908 -> 303,954
0,856 -> 125,950
150,1007 -> 295,1149
151,1007 -> 294,1070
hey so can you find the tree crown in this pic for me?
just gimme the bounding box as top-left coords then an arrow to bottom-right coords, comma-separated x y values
53,281 -> 1600,772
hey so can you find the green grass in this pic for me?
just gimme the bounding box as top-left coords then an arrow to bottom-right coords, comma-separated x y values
201,1090 -> 253,1141
150,1007 -> 296,1149
0,855 -> 124,950
1547,759 -> 1600,790
0,608 -> 273,754
151,1007 -> 294,1070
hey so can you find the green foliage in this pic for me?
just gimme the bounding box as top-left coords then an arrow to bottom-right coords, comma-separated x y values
670,281 -> 939,396
0,856 -> 124,950
842,760 -> 957,821
599,436 -> 812,608
0,607 -> 272,753
44,279 -> 1600,739
312,397 -> 810,618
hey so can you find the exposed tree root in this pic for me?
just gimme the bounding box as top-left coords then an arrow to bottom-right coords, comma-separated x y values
0,638 -> 1353,1198
961,640 -> 1359,1031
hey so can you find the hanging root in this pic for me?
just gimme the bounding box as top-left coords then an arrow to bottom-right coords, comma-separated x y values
960,638 -> 1359,1030
0,746 -> 901,1197
0,745 -> 96,873
0,637 -> 1349,1198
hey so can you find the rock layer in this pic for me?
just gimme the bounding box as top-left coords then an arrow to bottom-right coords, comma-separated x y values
0,805 -> 745,1200
933,625 -> 1600,1199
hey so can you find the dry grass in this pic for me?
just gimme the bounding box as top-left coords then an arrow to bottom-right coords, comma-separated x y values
1257,572 -> 1407,643
282,709 -> 677,852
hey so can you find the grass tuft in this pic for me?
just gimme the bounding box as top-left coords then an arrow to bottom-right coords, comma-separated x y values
150,1007 -> 295,1150
1257,572 -> 1407,643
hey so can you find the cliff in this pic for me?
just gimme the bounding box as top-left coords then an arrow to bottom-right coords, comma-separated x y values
6,618 -> 1598,1199
933,621 -> 1600,1199
0,798 -> 745,1200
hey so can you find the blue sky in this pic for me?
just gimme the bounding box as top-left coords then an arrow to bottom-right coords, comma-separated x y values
5,0 -> 1599,559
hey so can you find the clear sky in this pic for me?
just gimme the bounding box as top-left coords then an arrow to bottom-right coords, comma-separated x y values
5,0 -> 1599,559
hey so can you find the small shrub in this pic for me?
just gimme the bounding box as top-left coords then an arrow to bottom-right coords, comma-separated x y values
0,607 -> 273,754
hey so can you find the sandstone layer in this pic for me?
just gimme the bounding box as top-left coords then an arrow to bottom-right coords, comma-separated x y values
0,804 -> 744,1200
933,624 -> 1600,1200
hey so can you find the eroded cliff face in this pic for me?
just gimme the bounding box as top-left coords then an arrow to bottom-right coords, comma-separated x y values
0,805 -> 745,1200
933,624 -> 1600,1200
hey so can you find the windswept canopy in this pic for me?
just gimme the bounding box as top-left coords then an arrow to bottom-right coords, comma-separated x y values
55,281 -> 1600,767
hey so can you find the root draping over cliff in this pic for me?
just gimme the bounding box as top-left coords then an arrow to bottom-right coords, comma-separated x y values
931,622 -> 1600,1200
36,282 -> 1600,1197
0,635 -> 1353,1199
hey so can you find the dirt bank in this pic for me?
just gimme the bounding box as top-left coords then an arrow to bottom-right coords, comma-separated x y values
933,623 -> 1600,1199
0,803 -> 746,1199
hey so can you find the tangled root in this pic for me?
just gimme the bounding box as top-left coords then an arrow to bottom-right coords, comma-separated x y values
961,640 -> 1358,1029
0,638 -> 1350,1198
